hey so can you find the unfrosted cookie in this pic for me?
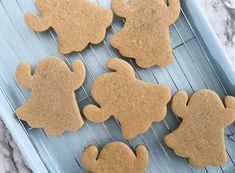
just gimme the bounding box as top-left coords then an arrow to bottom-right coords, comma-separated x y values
25,0 -> 113,54
110,0 -> 180,68
81,141 -> 148,173
16,57 -> 85,135
165,89 -> 235,167
83,58 -> 171,139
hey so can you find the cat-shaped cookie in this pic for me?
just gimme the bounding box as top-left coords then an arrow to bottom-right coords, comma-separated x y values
84,58 -> 171,139
165,90 -> 235,167
16,57 -> 85,135
110,0 -> 180,68
25,0 -> 113,54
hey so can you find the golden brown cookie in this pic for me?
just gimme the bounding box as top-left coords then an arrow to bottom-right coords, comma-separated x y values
16,57 -> 85,135
164,89 -> 235,167
83,58 -> 171,139
110,0 -> 180,68
81,141 -> 148,173
25,0 -> 113,54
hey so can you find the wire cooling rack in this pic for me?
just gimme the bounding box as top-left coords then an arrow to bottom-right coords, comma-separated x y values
0,0 -> 235,172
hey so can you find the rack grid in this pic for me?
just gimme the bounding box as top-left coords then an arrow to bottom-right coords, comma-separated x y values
0,0 -> 235,172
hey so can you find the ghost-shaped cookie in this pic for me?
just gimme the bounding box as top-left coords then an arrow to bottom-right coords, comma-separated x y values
16,57 -> 85,135
81,142 -> 148,173
110,0 -> 180,68
25,0 -> 113,54
83,58 -> 171,139
165,89 -> 235,167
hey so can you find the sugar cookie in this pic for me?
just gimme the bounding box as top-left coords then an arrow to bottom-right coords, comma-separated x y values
16,57 -> 85,135
83,58 -> 171,139
110,0 -> 180,68
81,142 -> 148,173
165,89 -> 235,167
25,0 -> 113,54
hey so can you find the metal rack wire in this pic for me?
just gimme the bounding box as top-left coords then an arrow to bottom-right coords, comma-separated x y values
0,0 -> 235,172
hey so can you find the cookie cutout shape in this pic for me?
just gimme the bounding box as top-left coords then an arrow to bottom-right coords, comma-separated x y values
110,0 -> 180,68
83,58 -> 171,139
16,57 -> 85,135
165,89 -> 235,167
81,142 -> 148,173
24,0 -> 113,54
